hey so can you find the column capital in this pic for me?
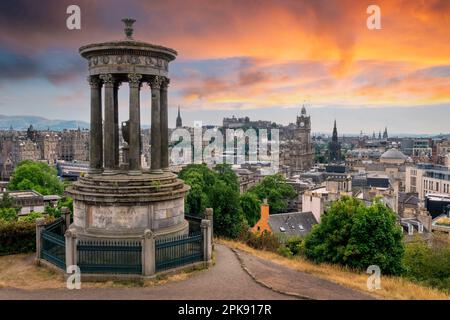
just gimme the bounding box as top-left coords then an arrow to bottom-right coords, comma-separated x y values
161,77 -> 170,91
99,73 -> 115,86
148,75 -> 163,90
88,76 -> 102,89
128,73 -> 142,88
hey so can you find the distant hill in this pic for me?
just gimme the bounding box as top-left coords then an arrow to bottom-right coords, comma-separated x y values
0,115 -> 89,131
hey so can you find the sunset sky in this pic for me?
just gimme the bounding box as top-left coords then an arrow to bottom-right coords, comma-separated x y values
0,0 -> 449,134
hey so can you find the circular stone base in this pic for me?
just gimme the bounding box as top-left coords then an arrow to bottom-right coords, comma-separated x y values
65,171 -> 190,239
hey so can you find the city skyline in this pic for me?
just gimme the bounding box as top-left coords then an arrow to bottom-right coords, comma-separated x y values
0,0 -> 449,134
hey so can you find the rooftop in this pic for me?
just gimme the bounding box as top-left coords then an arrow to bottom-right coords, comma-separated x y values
268,211 -> 318,236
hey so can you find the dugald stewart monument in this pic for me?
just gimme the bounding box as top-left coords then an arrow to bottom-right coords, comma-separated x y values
62,19 -> 210,277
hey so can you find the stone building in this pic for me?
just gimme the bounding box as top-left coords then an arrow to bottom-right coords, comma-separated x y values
35,132 -> 59,164
58,128 -> 89,162
281,105 -> 314,175
406,163 -> 450,200
15,139 -> 40,163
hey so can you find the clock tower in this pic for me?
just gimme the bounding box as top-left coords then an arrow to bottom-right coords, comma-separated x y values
288,105 -> 314,174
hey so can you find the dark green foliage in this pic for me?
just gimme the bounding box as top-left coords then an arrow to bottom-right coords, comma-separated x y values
0,208 -> 18,222
8,160 -> 64,196
285,236 -> 304,256
239,192 -> 261,227
0,220 -> 37,255
45,196 -> 74,218
277,246 -> 293,257
179,164 -> 246,238
403,239 -> 450,293
208,179 -> 246,238
304,196 -> 405,275
19,212 -> 44,222
247,174 -> 296,214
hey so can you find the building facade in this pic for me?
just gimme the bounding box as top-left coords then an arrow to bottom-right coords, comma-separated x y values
406,163 -> 450,200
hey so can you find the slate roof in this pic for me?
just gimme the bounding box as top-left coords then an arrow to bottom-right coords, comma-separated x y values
398,192 -> 419,206
268,211 -> 318,237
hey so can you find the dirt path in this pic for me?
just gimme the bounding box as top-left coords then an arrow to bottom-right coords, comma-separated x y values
233,248 -> 375,300
0,244 -> 374,300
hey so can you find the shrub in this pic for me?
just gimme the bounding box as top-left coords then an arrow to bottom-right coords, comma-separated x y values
403,240 -> 450,293
304,196 -> 405,275
0,208 -> 18,222
0,220 -> 37,255
19,212 -> 44,222
239,229 -> 281,252
286,236 -> 304,256
277,246 -> 293,258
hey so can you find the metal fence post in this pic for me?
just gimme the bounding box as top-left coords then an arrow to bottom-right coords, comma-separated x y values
201,219 -> 212,264
142,229 -> 156,276
35,218 -> 46,262
65,228 -> 76,272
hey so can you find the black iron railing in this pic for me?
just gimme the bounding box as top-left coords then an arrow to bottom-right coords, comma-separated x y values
77,239 -> 142,274
155,232 -> 203,272
41,218 -> 66,269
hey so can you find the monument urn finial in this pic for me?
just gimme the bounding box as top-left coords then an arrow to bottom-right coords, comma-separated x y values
122,18 -> 136,39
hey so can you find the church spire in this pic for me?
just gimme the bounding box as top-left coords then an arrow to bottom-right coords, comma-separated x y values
176,106 -> 182,128
332,120 -> 338,142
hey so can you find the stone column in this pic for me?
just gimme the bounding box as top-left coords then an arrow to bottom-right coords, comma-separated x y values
128,73 -> 143,174
114,82 -> 121,167
100,74 -> 116,174
160,77 -> 170,171
88,76 -> 103,173
142,229 -> 156,276
201,219 -> 212,264
64,228 -> 77,269
35,218 -> 46,262
205,207 -> 214,243
61,207 -> 71,231
149,76 -> 163,173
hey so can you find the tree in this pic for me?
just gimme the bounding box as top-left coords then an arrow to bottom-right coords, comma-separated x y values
214,164 -> 239,191
179,163 -> 246,238
239,192 -> 261,227
208,179 -> 245,238
247,174 -> 296,214
304,196 -> 405,275
8,160 -> 64,196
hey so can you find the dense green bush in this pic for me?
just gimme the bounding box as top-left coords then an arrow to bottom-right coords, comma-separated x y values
304,196 -> 405,275
403,239 -> 450,293
0,220 -> 37,255
285,236 -> 305,256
